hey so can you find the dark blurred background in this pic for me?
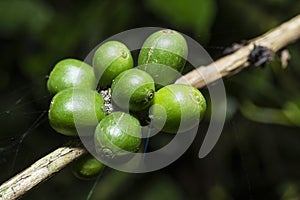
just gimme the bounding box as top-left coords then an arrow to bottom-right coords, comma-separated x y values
1,0 -> 300,199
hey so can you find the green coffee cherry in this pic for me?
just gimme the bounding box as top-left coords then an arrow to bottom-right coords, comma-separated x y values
150,84 -> 206,133
138,29 -> 188,87
111,69 -> 155,112
94,112 -> 141,158
137,64 -> 181,89
47,58 -> 95,94
48,88 -> 106,136
71,153 -> 104,180
93,41 -> 133,87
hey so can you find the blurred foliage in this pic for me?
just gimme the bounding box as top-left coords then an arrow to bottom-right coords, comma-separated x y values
0,0 -> 300,199
279,182 -> 300,200
145,0 -> 216,40
0,0 -> 53,36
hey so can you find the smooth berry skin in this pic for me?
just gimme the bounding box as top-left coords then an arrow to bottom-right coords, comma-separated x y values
150,84 -> 206,134
71,153 -> 104,180
94,112 -> 141,158
138,29 -> 188,87
111,69 -> 155,112
48,88 -> 106,136
93,41 -> 133,87
47,58 -> 95,94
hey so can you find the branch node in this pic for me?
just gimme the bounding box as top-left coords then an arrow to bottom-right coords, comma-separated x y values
248,44 -> 275,67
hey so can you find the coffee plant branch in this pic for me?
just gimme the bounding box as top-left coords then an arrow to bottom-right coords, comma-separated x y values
0,140 -> 87,200
1,14 -> 300,200
175,14 -> 300,87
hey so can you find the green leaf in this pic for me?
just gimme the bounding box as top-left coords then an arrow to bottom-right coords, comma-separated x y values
283,101 -> 300,126
240,100 -> 294,126
145,0 -> 216,39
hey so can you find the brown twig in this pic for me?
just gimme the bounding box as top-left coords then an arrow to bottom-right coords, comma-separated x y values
1,14 -> 300,200
0,140 -> 86,200
175,14 -> 300,87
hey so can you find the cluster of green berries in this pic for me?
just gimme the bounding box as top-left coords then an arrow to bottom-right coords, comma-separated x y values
47,29 -> 206,179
